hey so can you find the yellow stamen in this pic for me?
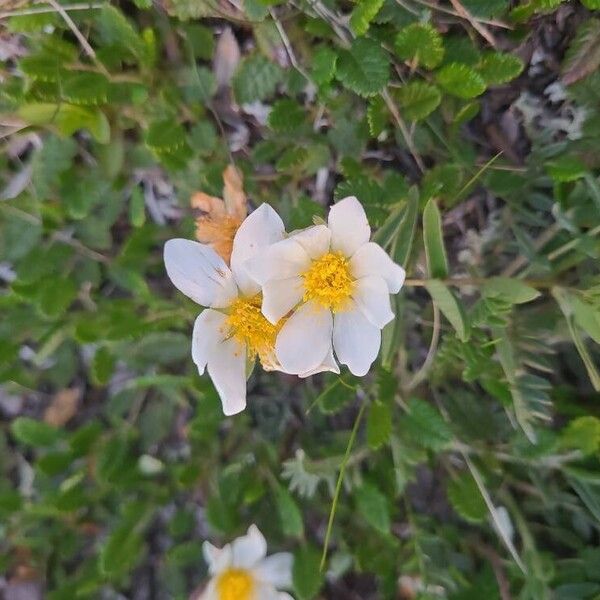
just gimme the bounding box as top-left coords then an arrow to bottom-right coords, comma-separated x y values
225,295 -> 281,369
217,568 -> 255,600
302,251 -> 354,312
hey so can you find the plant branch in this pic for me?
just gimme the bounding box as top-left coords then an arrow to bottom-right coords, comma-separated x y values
320,402 -> 366,571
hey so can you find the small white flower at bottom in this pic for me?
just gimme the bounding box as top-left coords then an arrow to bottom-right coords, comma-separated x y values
200,525 -> 294,600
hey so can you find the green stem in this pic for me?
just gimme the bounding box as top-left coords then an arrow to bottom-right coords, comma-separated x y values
320,402 -> 366,571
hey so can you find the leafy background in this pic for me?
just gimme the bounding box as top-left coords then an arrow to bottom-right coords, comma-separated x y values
1,0 -> 600,598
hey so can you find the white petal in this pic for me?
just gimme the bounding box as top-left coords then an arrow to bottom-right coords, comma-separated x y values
299,347 -> 340,378
198,578 -> 219,600
290,225 -> 331,259
202,542 -> 232,575
278,594 -> 295,600
262,277 -> 304,324
275,302 -> 333,375
333,306 -> 381,376
252,584 -> 281,600
207,337 -> 247,416
328,196 -> 370,257
230,203 -> 285,296
255,553 -> 293,588
352,276 -> 394,329
246,238 -> 310,285
350,242 -> 406,293
275,301 -> 333,374
192,309 -> 227,375
164,239 -> 238,308
231,524 -> 267,569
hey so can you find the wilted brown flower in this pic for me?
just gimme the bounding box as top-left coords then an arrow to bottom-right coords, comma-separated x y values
191,165 -> 247,264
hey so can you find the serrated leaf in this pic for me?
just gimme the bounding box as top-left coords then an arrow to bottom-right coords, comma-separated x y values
366,401 -> 392,449
437,63 -> 487,98
145,119 -> 186,152
426,280 -> 470,342
422,198 -> 448,278
19,54 -> 66,82
571,295 -> 600,344
312,45 -> 338,85
97,5 -> 144,59
276,146 -> 309,171
317,377 -> 355,414
18,103 -> 110,143
92,346 -> 116,385
350,0 -> 385,36
232,55 -> 283,104
11,417 -> 62,447
355,483 -> 390,534
268,98 -> 306,133
336,37 -> 389,97
62,72 -> 109,105
402,398 -> 452,451
367,96 -> 388,136
562,19 -> 600,86
395,22 -> 444,69
396,81 -> 441,121
482,277 -> 541,304
478,52 -> 524,85
448,472 -> 487,522
293,546 -> 323,600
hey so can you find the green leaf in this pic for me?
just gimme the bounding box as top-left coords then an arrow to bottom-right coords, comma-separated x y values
268,98 -> 306,133
355,483 -> 390,534
447,472 -> 487,522
396,81 -> 442,121
97,5 -> 144,59
402,398 -> 452,451
393,188 -> 419,265
18,103 -> 110,143
145,119 -> 186,153
422,198 -> 448,278
367,96 -> 388,137
317,377 -> 355,414
293,546 -> 323,600
232,55 -> 283,104
553,287 -> 600,392
436,63 -> 487,98
92,347 -> 116,385
395,22 -> 445,69
336,37 -> 389,97
546,155 -> 587,183
562,417 -> 600,455
366,401 -> 392,449
482,277 -> 541,304
477,52 -> 524,85
426,280 -> 470,342
311,45 -> 338,86
570,295 -> 600,345
37,276 -> 78,318
350,0 -> 385,36
274,484 -> 304,538
11,417 -> 61,447
62,72 -> 109,105
128,186 -> 146,228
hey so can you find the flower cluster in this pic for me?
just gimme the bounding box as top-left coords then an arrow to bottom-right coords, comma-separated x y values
164,196 -> 405,415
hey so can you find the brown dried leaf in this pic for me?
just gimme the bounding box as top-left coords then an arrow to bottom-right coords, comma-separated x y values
191,165 -> 247,263
213,27 -> 240,89
222,164 -> 247,219
562,19 -> 600,86
44,388 -> 79,427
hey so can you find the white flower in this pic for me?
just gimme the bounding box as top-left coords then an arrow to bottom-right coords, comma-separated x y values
164,204 -> 338,415
201,525 -> 294,600
247,197 -> 405,377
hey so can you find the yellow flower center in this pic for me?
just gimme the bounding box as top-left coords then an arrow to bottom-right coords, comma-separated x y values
217,568 -> 255,600
225,295 -> 281,368
302,251 -> 354,312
